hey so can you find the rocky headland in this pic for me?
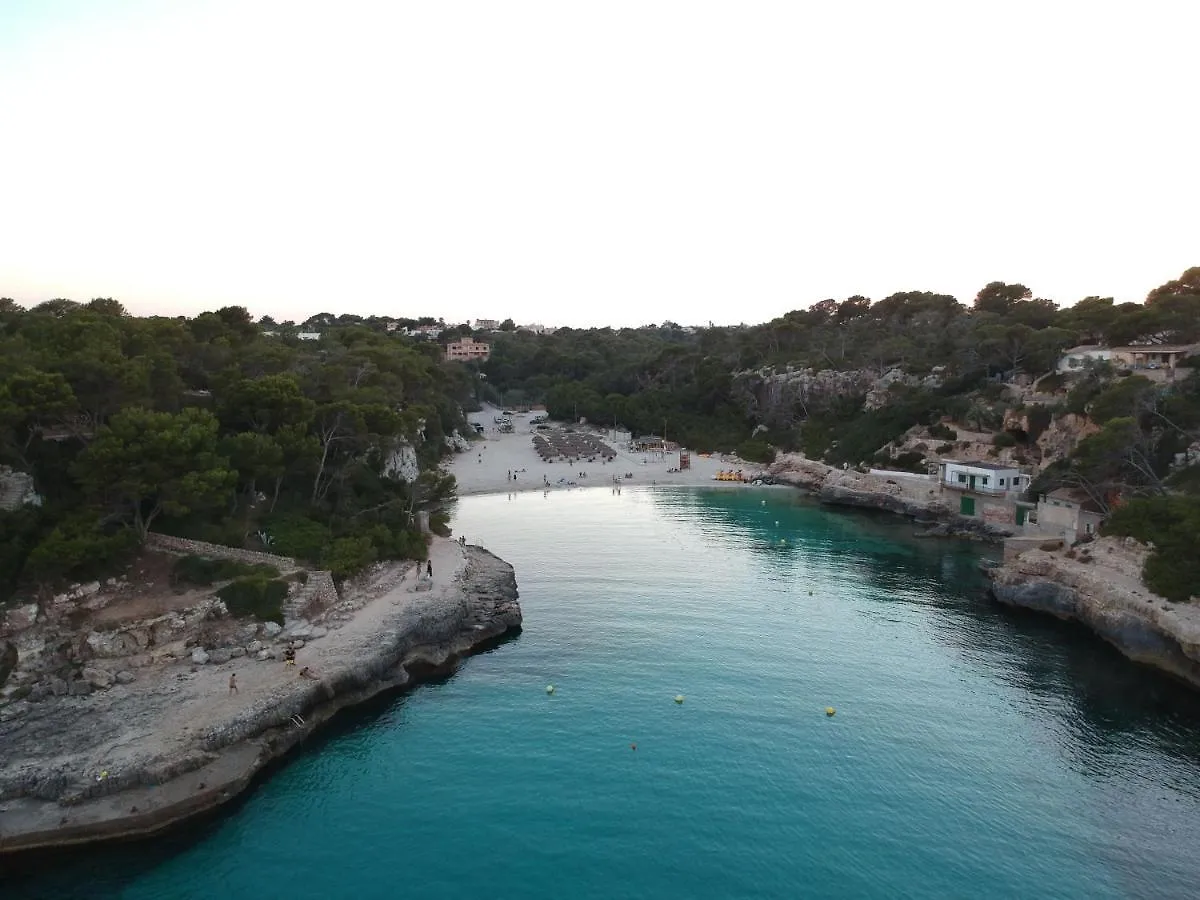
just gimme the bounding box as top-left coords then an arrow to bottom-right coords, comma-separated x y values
766,453 -> 1013,542
0,538 -> 520,854
988,536 -> 1200,688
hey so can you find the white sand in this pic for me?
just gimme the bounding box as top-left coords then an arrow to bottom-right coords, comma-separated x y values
447,404 -> 770,496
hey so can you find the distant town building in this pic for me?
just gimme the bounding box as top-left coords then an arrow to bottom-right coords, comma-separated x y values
474,318 -> 500,331
445,336 -> 491,362
404,325 -> 443,340
517,323 -> 554,335
297,332 -> 322,341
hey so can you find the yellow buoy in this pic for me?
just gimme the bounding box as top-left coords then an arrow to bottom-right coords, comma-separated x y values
546,685 -> 555,694
825,707 -> 836,717
674,694 -> 685,704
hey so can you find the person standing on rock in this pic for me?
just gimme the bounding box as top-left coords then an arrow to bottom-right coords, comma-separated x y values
229,673 -> 238,695
284,646 -> 296,667
426,560 -> 433,580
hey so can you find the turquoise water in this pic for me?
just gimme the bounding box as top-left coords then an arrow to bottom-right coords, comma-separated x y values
8,487 -> 1200,899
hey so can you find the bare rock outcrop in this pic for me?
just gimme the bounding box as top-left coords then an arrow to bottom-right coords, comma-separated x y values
0,542 -> 520,854
988,538 -> 1200,687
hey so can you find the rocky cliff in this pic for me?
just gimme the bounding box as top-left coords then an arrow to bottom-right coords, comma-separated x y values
988,537 -> 1200,687
0,541 -> 520,854
731,366 -> 946,429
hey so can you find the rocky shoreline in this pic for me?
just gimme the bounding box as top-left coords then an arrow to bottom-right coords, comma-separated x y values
764,455 -> 1200,687
767,454 -> 1012,542
0,542 -> 520,855
987,537 -> 1200,688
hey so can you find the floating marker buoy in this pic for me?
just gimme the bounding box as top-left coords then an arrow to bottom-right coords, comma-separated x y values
761,500 -> 766,505
631,743 -> 637,751
546,685 -> 555,694
775,520 -> 779,526
825,707 -> 836,717
675,694 -> 685,704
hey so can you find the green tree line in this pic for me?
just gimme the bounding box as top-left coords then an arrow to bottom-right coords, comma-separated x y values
0,300 -> 469,600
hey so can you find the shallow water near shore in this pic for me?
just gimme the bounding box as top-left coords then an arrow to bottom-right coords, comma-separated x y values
8,487 -> 1200,899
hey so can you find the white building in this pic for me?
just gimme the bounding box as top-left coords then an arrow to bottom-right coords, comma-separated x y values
474,318 -> 500,331
297,332 -> 322,341
404,325 -> 443,340
938,460 -> 1029,520
1057,345 -> 1113,373
939,460 -> 1027,495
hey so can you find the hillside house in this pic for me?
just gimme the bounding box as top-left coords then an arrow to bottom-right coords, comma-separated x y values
445,337 -> 491,362
1057,346 -> 1113,373
1110,344 -> 1197,380
938,460 -> 1029,520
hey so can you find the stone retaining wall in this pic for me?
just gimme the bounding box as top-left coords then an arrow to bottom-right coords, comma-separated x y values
146,533 -> 297,571
283,570 -> 339,622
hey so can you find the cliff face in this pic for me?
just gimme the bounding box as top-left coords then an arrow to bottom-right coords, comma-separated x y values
0,542 -> 520,854
767,454 -> 1012,541
988,538 -> 1200,688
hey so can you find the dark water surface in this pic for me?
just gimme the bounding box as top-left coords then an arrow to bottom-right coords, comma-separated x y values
7,487 -> 1200,899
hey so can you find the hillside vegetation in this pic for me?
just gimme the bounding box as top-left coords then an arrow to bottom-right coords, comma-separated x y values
0,301 -> 468,602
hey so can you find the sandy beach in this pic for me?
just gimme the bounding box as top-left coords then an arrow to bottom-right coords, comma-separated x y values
448,404 -> 771,496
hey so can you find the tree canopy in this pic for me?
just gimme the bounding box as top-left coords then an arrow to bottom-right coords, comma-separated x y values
0,305 -> 475,599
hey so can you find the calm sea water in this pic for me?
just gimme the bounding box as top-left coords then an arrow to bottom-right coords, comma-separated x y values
8,487 -> 1200,899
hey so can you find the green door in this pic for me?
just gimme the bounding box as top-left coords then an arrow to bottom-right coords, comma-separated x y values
960,496 -> 976,516
1015,506 -> 1027,526
968,475 -> 977,491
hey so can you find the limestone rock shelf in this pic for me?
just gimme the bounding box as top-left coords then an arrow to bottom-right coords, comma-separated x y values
0,541 -> 520,854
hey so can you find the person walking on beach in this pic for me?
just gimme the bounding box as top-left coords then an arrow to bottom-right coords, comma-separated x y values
284,646 -> 296,666
426,560 -> 433,580
229,673 -> 238,694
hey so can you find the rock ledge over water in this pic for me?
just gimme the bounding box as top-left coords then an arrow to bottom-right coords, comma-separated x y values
987,537 -> 1200,688
0,541 -> 520,854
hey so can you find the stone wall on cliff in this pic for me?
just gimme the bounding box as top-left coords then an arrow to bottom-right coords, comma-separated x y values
145,533 -> 298,572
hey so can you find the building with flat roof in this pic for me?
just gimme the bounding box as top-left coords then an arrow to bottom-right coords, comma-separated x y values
1035,488 -> 1105,543
445,336 -> 491,362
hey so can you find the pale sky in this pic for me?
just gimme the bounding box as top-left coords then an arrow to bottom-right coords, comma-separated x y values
1,1 -> 1196,328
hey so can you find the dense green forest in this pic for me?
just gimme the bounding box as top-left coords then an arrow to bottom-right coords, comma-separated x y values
475,271 -> 1200,599
479,271 -> 1200,458
2,268 -> 1198,604
0,300 -> 469,602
